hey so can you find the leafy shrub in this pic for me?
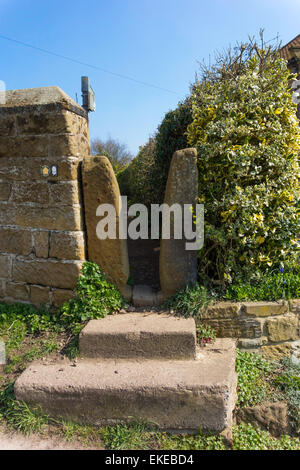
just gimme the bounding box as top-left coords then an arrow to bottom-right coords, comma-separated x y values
118,98 -> 193,208
117,137 -> 156,207
0,263 -> 124,338
59,261 -> 124,328
150,98 -> 193,205
187,36 -> 300,285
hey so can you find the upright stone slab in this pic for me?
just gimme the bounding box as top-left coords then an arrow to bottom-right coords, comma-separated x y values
0,87 -> 90,307
160,148 -> 198,298
82,156 -> 130,297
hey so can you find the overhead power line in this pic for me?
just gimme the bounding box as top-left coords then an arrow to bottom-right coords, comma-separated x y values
0,33 -> 179,95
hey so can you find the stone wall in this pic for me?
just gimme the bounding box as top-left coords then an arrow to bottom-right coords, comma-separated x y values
197,299 -> 300,360
0,87 -> 90,307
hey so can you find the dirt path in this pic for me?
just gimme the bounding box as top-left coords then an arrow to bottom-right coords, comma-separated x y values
0,428 -> 97,450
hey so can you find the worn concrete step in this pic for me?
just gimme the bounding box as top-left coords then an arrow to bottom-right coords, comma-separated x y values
14,339 -> 237,433
79,312 -> 197,360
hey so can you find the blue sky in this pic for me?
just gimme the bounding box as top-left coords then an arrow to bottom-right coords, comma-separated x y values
0,0 -> 299,155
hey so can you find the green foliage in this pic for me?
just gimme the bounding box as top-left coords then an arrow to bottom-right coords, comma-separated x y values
196,323 -> 216,344
167,264 -> 299,304
0,302 -> 59,336
236,350 -> 299,434
101,421 -> 300,450
275,374 -> 300,390
0,383 -> 49,435
59,262 -> 125,328
164,283 -> 212,318
187,37 -> 300,284
64,337 -> 80,360
101,421 -> 227,450
117,137 -> 156,207
0,320 -> 27,353
157,432 -> 226,450
59,421 -> 102,446
274,357 -> 300,433
22,339 -> 59,362
101,422 -> 155,450
225,265 -> 300,301
232,423 -> 300,450
150,99 -> 193,205
236,349 -> 277,407
118,98 -> 193,208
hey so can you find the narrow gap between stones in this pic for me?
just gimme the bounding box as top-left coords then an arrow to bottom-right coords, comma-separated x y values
126,210 -> 161,294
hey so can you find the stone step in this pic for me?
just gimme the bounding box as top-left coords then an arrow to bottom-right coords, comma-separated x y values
79,312 -> 197,360
14,339 -> 237,433
132,285 -> 158,307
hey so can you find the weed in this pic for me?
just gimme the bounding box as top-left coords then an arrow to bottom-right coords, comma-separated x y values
236,349 -> 279,407
232,423 -> 300,450
156,432 -> 226,450
274,357 -> 300,433
64,337 -> 80,360
196,323 -> 216,345
164,283 -> 212,318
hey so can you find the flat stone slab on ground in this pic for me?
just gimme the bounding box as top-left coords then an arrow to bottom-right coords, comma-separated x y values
79,312 -> 196,360
15,339 -> 237,433
132,284 -> 157,307
236,401 -> 290,437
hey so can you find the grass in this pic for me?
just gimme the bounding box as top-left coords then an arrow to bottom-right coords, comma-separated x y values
0,386 -> 48,435
103,423 -> 299,450
101,422 -> 157,450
